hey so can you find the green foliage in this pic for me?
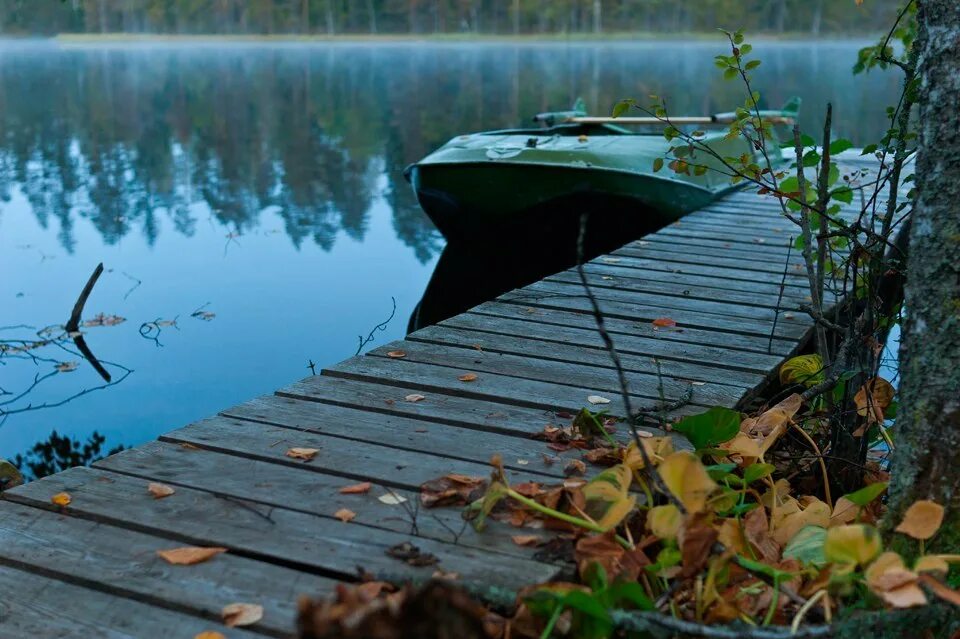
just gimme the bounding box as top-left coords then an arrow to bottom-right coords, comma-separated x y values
672,406 -> 741,451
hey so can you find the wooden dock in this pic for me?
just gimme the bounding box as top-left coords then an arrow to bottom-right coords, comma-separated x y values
0,185 -> 858,637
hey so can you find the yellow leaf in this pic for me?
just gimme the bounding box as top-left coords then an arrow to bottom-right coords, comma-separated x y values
285,447 -> 319,461
779,354 -> 824,387
741,394 -> 802,437
719,432 -> 762,466
915,555 -> 950,574
51,492 -> 71,507
334,508 -> 356,523
458,373 -> 478,382
623,437 -> 674,471
895,500 -> 945,540
658,452 -> 717,513
222,603 -> 263,627
773,497 -> 831,546
824,524 -> 882,566
830,496 -> 859,526
157,546 -> 227,565
194,633 -> 227,639
147,482 -> 175,499
582,464 -> 636,531
648,504 -> 682,540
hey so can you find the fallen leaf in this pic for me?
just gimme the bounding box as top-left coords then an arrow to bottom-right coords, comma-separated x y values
824,524 -> 882,566
386,542 -> 438,566
658,452 -> 717,513
855,377 -> 895,424
51,492 -> 72,507
420,474 -> 486,507
147,482 -> 175,499
587,395 -> 611,405
564,459 -> 587,476
895,500 -> 945,540
919,574 -> 960,606
222,603 -> 263,627
285,447 -> 319,461
378,493 -> 408,505
652,318 -> 677,328
457,373 -> 478,382
405,394 -> 426,402
334,508 -> 356,523
194,633 -> 226,639
339,482 -> 372,495
386,350 -> 407,358
157,546 -> 227,565
54,361 -> 79,373
648,504 -> 682,540
511,535 -> 543,547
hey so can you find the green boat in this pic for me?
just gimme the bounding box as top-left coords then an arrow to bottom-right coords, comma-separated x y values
404,98 -> 799,241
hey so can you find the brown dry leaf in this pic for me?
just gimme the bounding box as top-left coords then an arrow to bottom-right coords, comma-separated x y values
741,394 -> 802,437
157,546 -> 227,565
386,542 -> 438,567
147,482 -> 175,499
339,482 -> 372,495
194,633 -> 227,639
511,535 -> 543,547
719,433 -> 762,467
679,513 -> 719,578
831,496 -> 860,526
334,508 -> 357,523
744,507 -> 780,563
919,574 -> 960,606
564,459 -> 587,477
854,377 -> 895,424
405,393 -> 426,402
386,350 -> 407,359
285,447 -> 319,461
50,492 -> 72,507
457,373 -> 478,382
773,497 -> 830,546
915,555 -> 951,574
895,500 -> 945,540
222,603 -> 264,627
420,474 -> 487,508
575,531 -> 649,583
652,318 -> 677,328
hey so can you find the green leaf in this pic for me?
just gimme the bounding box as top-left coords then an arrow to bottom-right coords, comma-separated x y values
706,463 -> 739,481
780,354 -> 825,387
745,59 -> 761,71
779,176 -> 800,193
723,67 -> 739,81
743,463 -> 776,485
740,44 -> 753,56
842,482 -> 888,507
829,139 -> 854,155
831,187 -> 854,205
861,144 -> 879,155
802,150 -> 821,168
800,134 -> 817,147
560,591 -> 612,621
672,407 -> 741,450
612,100 -> 632,119
736,555 -> 796,582
793,235 -> 806,250
653,158 -> 664,173
607,582 -> 655,611
783,525 -> 828,566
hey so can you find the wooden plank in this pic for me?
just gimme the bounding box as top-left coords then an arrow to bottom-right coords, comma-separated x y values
500,283 -> 810,339
407,322 -> 766,385
0,500 -> 327,637
278,374 -> 570,437
97,441 -> 551,559
467,302 -> 798,356
321,356 -> 706,419
642,231 -> 797,257
576,262 -> 813,299
364,339 -> 745,407
546,270 -> 807,311
659,216 -> 798,235
582,252 -> 804,285
612,244 -> 807,275
220,394 -> 588,473
0,564 -> 264,639
158,414 -> 553,487
511,279 -> 788,322
4,467 -> 559,590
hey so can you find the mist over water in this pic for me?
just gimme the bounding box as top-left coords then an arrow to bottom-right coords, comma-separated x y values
0,39 -> 901,457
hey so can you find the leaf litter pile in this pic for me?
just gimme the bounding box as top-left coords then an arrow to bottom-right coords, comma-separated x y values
298,363 -> 960,638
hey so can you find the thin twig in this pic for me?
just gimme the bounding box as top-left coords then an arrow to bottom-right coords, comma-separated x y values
768,237 -> 793,354
356,297 -> 397,355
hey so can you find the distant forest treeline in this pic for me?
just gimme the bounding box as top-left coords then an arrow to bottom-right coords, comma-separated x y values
1,1 -> 904,37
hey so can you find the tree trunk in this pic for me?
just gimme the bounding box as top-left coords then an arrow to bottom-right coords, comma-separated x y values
302,0 -> 310,33
811,0 -> 823,36
367,0 -> 377,33
325,0 -> 335,35
512,0 -> 520,34
884,0 -> 960,552
593,0 -> 601,33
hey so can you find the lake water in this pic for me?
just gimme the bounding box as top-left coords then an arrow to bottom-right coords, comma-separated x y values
0,39 -> 902,464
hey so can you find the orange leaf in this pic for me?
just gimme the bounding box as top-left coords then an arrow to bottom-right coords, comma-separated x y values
194,633 -> 227,639
285,447 -> 319,461
652,318 -> 677,328
147,482 -> 175,499
458,373 -> 478,382
895,500 -> 945,540
222,603 -> 263,628
51,492 -> 71,507
386,350 -> 407,358
334,508 -> 356,523
157,546 -> 227,565
511,535 -> 542,547
339,482 -> 372,494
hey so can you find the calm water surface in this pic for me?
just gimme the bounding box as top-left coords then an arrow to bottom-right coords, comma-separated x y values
0,39 -> 901,459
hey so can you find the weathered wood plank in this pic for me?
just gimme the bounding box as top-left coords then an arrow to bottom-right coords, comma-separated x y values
4,467 -> 560,590
580,252 -> 804,285
611,244 -> 808,276
322,355 -> 706,419
0,500 -> 326,637
0,564 -> 265,639
158,414 -> 551,488
500,283 -> 810,340
364,339 -> 745,407
278,374 -> 570,437
639,233 -> 798,259
467,302 -> 798,356
96,441 -> 552,559
407,322 -> 766,385
220,394 -> 587,473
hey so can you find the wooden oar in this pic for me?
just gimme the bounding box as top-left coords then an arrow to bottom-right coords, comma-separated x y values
564,115 -> 795,126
